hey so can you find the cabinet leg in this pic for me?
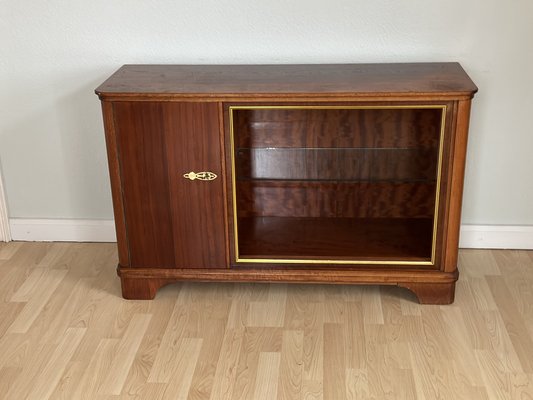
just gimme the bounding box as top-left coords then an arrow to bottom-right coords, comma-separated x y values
120,276 -> 174,300
398,282 -> 456,305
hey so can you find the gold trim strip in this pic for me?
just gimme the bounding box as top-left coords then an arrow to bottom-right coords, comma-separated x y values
431,106 -> 447,264
229,104 -> 447,266
236,258 -> 434,265
229,105 -> 447,110
229,109 -> 239,265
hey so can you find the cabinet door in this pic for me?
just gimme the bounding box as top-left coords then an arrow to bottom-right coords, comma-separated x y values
229,105 -> 446,266
113,101 -> 227,269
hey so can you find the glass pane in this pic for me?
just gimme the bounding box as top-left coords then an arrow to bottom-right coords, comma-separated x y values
231,107 -> 443,263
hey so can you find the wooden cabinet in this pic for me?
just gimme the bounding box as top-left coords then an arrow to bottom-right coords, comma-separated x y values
96,63 -> 477,304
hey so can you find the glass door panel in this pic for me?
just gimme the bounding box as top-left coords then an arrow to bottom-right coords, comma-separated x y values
230,106 -> 445,265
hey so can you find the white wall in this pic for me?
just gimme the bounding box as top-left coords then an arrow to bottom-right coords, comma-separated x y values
1,0 -> 532,225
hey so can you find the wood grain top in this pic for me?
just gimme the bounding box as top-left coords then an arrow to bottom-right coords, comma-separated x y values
95,63 -> 477,100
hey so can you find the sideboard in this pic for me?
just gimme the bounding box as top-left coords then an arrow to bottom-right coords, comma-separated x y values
96,63 -> 477,304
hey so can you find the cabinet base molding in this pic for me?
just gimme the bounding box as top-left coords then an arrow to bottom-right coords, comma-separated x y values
120,276 -> 177,300
117,265 -> 458,303
397,282 -> 456,304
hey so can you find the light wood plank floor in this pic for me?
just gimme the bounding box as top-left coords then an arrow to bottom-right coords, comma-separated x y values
0,242 -> 532,399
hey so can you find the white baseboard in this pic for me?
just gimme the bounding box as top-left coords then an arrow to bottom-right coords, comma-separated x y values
459,224 -> 533,250
8,219 -> 533,250
9,219 -> 117,242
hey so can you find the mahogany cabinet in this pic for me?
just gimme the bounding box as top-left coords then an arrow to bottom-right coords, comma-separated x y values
95,63 -> 477,304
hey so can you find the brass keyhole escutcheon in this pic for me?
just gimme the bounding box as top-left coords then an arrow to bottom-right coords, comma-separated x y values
183,171 -> 217,181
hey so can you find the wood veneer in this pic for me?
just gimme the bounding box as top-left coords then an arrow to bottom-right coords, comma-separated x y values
96,63 -> 477,304
96,63 -> 477,99
237,216 -> 433,261
236,181 -> 437,218
232,107 -> 442,149
112,101 -> 227,269
235,148 -> 438,181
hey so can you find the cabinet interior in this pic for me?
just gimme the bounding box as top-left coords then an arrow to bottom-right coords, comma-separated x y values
231,106 -> 445,264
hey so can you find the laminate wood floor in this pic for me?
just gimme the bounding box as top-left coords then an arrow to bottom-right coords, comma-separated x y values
0,242 -> 532,399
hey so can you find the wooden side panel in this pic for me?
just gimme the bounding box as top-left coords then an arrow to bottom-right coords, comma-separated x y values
163,102 -> 227,269
443,100 -> 472,272
113,102 -> 176,268
101,101 -> 130,266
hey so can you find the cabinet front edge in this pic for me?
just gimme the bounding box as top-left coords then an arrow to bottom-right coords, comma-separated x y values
96,93 -> 476,103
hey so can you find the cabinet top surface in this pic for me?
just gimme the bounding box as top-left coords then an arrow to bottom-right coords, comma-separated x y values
95,63 -> 477,100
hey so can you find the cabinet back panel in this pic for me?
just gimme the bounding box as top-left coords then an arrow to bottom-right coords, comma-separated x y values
235,148 -> 438,181
236,181 -> 436,218
114,102 -> 227,269
233,108 -> 441,149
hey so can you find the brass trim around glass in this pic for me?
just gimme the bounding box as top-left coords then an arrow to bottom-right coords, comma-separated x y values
229,104 -> 447,266
183,171 -> 218,181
